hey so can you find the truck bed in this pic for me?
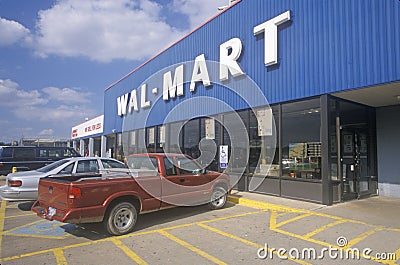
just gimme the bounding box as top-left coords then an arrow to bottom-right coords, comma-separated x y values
32,171 -> 161,224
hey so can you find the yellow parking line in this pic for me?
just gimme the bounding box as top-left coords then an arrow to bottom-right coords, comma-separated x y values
275,212 -> 314,228
2,219 -> 43,234
3,233 -> 68,240
0,201 -> 6,258
1,219 -> 70,240
111,238 -> 148,265
5,213 -> 35,219
200,209 -> 267,224
1,248 -> 57,263
53,248 -> 67,265
0,210 -> 264,263
303,219 -> 346,238
197,223 -> 311,265
346,226 -> 384,248
159,230 -> 227,265
270,209 -> 397,264
269,210 -> 332,248
1,197 -> 396,265
198,223 -> 260,248
228,195 -> 367,225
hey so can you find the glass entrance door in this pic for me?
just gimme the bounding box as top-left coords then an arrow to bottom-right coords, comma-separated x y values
329,97 -> 378,203
340,127 -> 372,200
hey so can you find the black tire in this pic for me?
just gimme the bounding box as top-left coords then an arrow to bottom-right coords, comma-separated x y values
104,202 -> 138,236
208,187 -> 227,210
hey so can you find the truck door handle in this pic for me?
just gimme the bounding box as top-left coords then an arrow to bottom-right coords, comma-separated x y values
179,178 -> 185,183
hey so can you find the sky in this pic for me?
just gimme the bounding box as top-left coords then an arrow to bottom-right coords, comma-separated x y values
0,0 -> 231,143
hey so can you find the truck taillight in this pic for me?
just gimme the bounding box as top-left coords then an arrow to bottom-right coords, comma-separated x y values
68,187 -> 81,199
8,180 -> 22,187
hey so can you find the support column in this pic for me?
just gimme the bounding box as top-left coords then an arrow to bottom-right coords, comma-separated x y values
101,135 -> 107,157
88,138 -> 94,157
73,140 -> 77,150
321,95 -> 333,205
79,139 -> 85,156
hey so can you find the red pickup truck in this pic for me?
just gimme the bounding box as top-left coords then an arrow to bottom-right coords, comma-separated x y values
32,153 -> 230,235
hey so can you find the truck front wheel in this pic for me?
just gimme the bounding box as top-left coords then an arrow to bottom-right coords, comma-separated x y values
104,202 -> 138,235
208,187 -> 227,210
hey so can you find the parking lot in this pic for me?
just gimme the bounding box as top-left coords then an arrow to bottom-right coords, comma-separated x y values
0,181 -> 399,265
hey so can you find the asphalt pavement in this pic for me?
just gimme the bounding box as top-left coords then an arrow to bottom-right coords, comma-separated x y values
0,177 -> 399,264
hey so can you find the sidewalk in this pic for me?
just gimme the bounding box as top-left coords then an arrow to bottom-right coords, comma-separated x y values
228,191 -> 400,229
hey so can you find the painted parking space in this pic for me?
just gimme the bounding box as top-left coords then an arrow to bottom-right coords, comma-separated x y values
4,219 -> 71,239
0,197 -> 399,265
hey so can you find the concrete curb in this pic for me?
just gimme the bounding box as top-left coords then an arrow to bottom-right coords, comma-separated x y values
227,195 -> 304,213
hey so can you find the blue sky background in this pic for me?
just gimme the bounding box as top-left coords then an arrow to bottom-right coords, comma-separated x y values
0,0 -> 229,143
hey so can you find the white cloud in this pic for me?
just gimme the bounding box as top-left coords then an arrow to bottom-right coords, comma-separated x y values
0,79 -> 19,94
0,79 -> 96,107
0,79 -> 98,125
0,79 -> 48,106
39,129 -> 54,136
0,17 -> 32,46
0,1 -> 230,62
12,104 -> 97,124
172,0 -> 229,29
42,87 -> 92,103
34,0 -> 186,62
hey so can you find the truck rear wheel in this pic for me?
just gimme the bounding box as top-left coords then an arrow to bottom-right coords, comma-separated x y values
104,202 -> 138,236
208,187 -> 227,210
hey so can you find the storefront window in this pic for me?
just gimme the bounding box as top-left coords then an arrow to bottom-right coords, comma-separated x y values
167,122 -> 183,153
183,119 -> 200,158
159,125 -> 166,151
106,134 -> 115,158
93,137 -> 101,157
282,98 -> 321,180
122,130 -> 137,156
250,106 -> 279,176
137,129 -> 146,153
223,110 -> 249,173
146,127 -> 156,153
115,133 -> 124,161
200,117 -> 220,171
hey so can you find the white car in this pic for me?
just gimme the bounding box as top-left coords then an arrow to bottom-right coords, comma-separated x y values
0,157 -> 126,201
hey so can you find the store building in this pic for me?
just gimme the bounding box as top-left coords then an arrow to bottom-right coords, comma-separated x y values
70,115 -> 105,157
74,0 -> 400,205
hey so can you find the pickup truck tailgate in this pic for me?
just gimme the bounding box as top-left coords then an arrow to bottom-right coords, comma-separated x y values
33,178 -> 71,221
38,178 -> 70,209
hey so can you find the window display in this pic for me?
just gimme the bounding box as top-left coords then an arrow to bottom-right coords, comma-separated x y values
282,98 -> 321,180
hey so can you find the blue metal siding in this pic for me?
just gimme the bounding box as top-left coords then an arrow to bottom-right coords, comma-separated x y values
104,0 -> 400,134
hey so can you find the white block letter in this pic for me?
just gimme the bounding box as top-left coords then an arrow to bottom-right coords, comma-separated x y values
140,83 -> 151,109
254,11 -> 291,66
220,38 -> 245,81
163,64 -> 184,101
128,89 -> 138,113
190,54 -> 211,92
117,93 -> 129,116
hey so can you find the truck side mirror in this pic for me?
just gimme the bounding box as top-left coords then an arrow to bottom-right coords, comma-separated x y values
193,168 -> 206,175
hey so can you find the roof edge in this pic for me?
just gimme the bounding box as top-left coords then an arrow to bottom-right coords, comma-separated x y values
104,0 -> 241,92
